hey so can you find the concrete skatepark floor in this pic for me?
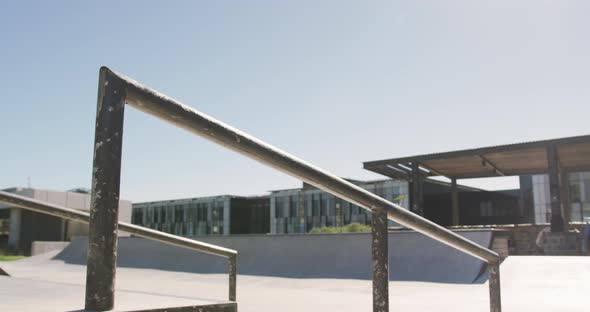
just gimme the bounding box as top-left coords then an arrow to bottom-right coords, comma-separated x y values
1,251 -> 589,312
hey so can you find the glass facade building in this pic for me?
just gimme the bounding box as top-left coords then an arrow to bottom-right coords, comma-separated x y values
133,196 -> 231,236
130,171 -> 589,237
569,172 -> 590,222
527,171 -> 590,223
132,195 -> 271,236
270,179 -> 409,234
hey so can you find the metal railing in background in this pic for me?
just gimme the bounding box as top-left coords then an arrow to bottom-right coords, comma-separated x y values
87,66 -> 501,312
0,191 -> 237,307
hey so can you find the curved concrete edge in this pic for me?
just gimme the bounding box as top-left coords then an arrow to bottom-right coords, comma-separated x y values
51,230 -> 492,284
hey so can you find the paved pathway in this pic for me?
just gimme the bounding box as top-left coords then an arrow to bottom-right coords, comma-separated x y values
1,253 -> 589,311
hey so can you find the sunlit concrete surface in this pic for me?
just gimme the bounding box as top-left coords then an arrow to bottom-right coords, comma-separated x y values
1,251 -> 589,312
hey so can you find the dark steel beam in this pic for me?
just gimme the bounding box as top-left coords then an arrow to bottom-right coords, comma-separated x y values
105,66 -> 499,265
560,165 -> 590,173
547,145 -> 565,232
397,163 -> 413,172
369,156 -> 590,180
479,155 -> 505,176
451,178 -> 459,226
86,67 -> 127,311
410,162 -> 424,216
371,208 -> 389,312
372,166 -> 409,180
363,134 -> 590,169
416,163 -> 446,177
560,169 -> 572,223
391,163 -> 432,178
385,165 -> 411,180
389,164 -> 412,174
445,169 -> 547,179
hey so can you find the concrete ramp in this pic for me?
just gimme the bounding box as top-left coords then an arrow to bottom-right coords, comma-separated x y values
55,230 -> 492,283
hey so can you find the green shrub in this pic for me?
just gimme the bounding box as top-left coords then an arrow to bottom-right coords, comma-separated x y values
309,222 -> 371,234
342,223 -> 371,232
0,255 -> 25,261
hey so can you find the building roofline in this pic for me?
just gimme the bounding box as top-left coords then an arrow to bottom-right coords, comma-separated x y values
364,134 -> 590,168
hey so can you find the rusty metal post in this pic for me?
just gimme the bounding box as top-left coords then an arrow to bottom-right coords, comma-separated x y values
228,254 -> 237,301
488,261 -> 502,312
85,67 -> 126,311
372,208 -> 389,312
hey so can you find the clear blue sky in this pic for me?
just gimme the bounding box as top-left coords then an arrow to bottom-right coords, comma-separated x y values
1,1 -> 589,202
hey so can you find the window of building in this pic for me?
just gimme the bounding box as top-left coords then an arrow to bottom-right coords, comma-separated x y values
275,196 -> 286,218
480,201 -> 493,217
320,194 -> 328,217
132,209 -> 144,225
312,194 -> 320,217
162,207 -> 167,224
289,196 -> 298,217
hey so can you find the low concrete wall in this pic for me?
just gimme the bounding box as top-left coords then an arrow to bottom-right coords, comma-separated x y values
449,223 -> 585,255
55,230 -> 492,284
31,241 -> 70,256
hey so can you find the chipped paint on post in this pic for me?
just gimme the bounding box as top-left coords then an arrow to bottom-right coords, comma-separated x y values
85,67 -> 127,311
228,254 -> 237,301
489,262 -> 502,312
371,208 -> 389,312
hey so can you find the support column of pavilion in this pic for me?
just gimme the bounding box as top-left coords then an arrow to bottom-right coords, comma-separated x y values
451,178 -> 460,226
547,145 -> 566,232
410,162 -> 424,216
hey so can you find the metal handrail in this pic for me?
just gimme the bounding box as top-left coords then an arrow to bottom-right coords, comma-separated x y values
119,67 -> 498,263
0,190 -> 237,302
101,66 -> 501,311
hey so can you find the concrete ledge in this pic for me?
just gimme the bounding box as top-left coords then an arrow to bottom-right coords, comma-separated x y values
31,241 -> 70,256
54,230 -> 493,284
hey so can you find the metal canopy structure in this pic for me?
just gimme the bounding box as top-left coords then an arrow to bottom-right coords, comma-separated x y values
364,134 -> 590,179
363,134 -> 590,232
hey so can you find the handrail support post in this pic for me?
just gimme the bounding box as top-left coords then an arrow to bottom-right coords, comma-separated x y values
85,68 -> 127,311
372,208 -> 389,312
488,261 -> 502,312
229,254 -> 237,301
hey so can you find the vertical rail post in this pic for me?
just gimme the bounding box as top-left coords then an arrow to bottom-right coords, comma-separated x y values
372,208 -> 389,312
85,67 -> 126,311
228,254 -> 237,301
488,261 -> 502,312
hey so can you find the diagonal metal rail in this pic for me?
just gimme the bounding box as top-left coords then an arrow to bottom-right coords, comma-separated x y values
0,191 -> 237,311
87,66 -> 501,312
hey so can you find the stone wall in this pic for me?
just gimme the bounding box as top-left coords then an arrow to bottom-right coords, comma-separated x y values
448,223 -> 585,255
543,232 -> 579,255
